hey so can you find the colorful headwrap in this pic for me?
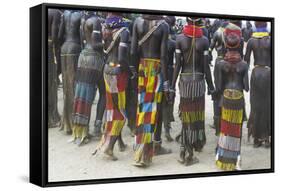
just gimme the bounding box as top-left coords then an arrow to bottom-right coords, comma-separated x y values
223,23 -> 242,64
104,16 -> 130,29
255,21 -> 267,29
252,22 -> 269,38
223,23 -> 242,49
182,24 -> 203,38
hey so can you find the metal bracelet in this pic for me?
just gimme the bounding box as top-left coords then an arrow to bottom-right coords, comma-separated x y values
163,81 -> 169,91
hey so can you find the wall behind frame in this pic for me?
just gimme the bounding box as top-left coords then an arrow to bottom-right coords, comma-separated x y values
0,0 -> 279,190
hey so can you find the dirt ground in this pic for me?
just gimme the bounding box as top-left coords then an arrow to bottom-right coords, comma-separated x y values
48,53 -> 271,182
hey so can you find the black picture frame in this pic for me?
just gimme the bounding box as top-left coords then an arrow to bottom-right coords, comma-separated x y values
30,3 -> 275,187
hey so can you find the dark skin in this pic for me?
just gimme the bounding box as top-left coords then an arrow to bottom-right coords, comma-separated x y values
242,21 -> 253,42
48,8 -> 61,74
216,30 -> 249,93
58,10 -> 82,133
80,11 -> 87,49
58,10 -> 82,54
209,23 -> 244,134
244,36 -> 271,67
47,9 -> 61,127
162,16 -> 176,141
209,27 -> 225,57
209,19 -> 222,39
48,9 -> 61,47
105,29 -> 130,70
130,15 -> 171,155
244,31 -> 271,146
209,24 -> 244,59
130,15 -> 169,85
103,16 -> 130,159
80,11 -> 98,48
209,26 -> 226,133
83,16 -> 103,51
171,26 -> 214,163
229,22 -> 245,58
82,16 -> 106,134
217,60 -> 249,92
171,34 -> 214,92
54,10 -> 63,82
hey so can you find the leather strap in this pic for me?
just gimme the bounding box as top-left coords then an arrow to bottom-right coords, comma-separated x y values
138,20 -> 165,46
104,27 -> 127,54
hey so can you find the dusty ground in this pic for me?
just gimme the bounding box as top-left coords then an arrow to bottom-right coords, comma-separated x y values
48,52 -> 271,182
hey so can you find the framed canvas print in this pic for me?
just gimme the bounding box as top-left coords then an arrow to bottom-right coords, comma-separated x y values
30,3 -> 274,187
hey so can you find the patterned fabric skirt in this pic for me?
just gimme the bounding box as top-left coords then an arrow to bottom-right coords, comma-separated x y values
216,89 -> 244,171
134,58 -> 163,165
179,73 -> 206,151
72,49 -> 104,141
103,67 -> 128,140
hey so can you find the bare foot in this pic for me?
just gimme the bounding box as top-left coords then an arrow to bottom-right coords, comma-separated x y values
165,132 -> 174,142
132,161 -> 148,168
67,137 -> 76,143
104,149 -> 118,161
177,158 -> 185,164
175,134 -> 181,143
154,146 -> 172,155
253,142 -> 262,148
118,143 -> 127,152
77,137 -> 90,147
177,150 -> 186,164
49,120 -> 61,128
66,129 -> 72,135
185,157 -> 199,166
195,148 -> 202,152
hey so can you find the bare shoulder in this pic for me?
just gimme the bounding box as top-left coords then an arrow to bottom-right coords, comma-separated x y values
121,28 -> 130,38
160,20 -> 169,29
116,26 -> 129,44
87,16 -> 101,28
238,60 -> 248,70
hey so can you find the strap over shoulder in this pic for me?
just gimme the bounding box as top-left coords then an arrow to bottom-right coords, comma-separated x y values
138,20 -> 165,46
104,27 -> 127,54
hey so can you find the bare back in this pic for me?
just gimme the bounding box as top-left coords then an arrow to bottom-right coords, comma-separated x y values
219,60 -> 249,91
244,36 -> 271,67
177,34 -> 209,73
59,10 -> 82,54
83,16 -> 102,50
133,17 -> 169,59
